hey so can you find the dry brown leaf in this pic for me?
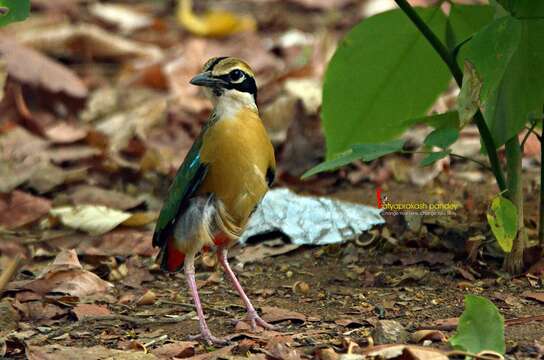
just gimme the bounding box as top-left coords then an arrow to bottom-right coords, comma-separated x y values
121,259 -> 154,289
261,306 -> 306,323
189,345 -> 236,360
47,145 -> 101,163
44,123 -> 88,144
151,341 -> 197,359
361,344 -> 449,360
0,39 -> 87,98
177,0 -> 256,38
0,191 -> 51,229
72,303 -> 111,320
266,339 -> 302,360
22,249 -> 113,298
26,344 -> 157,360
522,291 -> 544,303
410,330 -> 447,343
89,3 -> 152,34
13,300 -> 67,321
289,0 -> 354,10
69,185 -> 142,210
78,229 -> 155,257
235,240 -> 300,264
16,23 -> 163,61
95,96 -> 167,153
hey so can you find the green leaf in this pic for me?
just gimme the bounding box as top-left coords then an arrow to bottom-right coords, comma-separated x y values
403,111 -> 459,129
301,139 -> 404,179
447,4 -> 493,47
450,295 -> 505,354
351,139 -> 406,162
0,0 -> 30,27
458,60 -> 482,128
423,127 -> 459,149
463,16 -> 544,145
486,195 -> 518,253
420,150 -> 450,166
322,7 -> 451,158
496,0 -> 544,18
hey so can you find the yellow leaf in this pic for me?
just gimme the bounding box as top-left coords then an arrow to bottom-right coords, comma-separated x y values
177,0 -> 256,38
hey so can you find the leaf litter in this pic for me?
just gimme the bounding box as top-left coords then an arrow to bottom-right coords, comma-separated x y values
0,0 -> 543,358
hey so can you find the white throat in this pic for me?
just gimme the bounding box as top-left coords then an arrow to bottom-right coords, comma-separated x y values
213,89 -> 257,119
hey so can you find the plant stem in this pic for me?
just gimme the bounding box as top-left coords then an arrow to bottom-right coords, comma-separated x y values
538,134 -> 544,249
503,137 -> 526,274
540,105 -> 544,249
393,0 -> 506,192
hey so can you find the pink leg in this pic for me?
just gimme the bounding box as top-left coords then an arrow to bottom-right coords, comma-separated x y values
217,247 -> 278,331
184,254 -> 228,345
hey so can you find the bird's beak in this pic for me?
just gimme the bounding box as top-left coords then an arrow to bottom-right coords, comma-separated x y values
189,71 -> 228,87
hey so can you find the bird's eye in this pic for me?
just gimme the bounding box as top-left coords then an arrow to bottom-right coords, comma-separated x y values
229,69 -> 244,82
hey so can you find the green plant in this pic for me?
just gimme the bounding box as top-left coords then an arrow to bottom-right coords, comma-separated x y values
0,0 -> 30,27
450,295 -> 505,355
304,0 -> 544,274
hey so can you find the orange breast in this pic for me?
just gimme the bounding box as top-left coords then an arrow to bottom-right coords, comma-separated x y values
198,107 -> 275,226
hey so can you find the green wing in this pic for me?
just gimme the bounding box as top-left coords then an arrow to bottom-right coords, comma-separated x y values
152,134 -> 208,248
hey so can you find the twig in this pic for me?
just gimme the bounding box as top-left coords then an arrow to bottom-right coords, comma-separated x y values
158,300 -> 234,317
521,121 -> 539,149
0,255 -> 22,292
47,311 -> 196,339
393,0 -> 506,192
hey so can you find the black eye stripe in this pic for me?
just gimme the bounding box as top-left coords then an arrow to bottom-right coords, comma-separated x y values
216,72 -> 257,102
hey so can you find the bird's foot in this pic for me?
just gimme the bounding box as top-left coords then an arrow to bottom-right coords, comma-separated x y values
189,331 -> 230,346
243,310 -> 279,332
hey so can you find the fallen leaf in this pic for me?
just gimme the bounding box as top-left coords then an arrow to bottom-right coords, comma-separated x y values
89,3 -> 152,34
235,239 -> 300,264
47,145 -> 101,163
289,0 -> 354,10
121,259 -> 154,288
72,304 -> 111,320
22,249 -> 113,297
189,345 -> 235,360
26,344 -> 157,360
50,205 -> 132,235
95,96 -> 167,153
177,0 -> 256,37
69,185 -> 142,210
522,291 -> 544,303
0,191 -> 51,229
13,300 -> 67,321
78,229 -> 155,257
151,341 -> 197,359
0,39 -> 87,98
266,339 -> 302,360
44,123 -> 88,144
261,306 -> 306,323
410,330 -> 447,343
361,344 -> 449,360
16,23 -> 163,61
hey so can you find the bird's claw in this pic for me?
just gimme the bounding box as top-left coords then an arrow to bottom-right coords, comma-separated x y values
244,310 -> 279,331
189,332 -> 230,346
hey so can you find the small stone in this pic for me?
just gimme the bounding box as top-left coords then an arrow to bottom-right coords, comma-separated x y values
371,320 -> 408,345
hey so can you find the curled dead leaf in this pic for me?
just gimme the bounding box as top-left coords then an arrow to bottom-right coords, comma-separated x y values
0,39 -> 87,98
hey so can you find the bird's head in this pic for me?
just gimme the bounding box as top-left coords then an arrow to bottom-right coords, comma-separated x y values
190,57 -> 257,109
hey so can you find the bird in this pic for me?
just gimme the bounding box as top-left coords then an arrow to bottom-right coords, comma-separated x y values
152,57 -> 276,345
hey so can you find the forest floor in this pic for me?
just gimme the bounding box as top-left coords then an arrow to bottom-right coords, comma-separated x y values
4,177 -> 544,359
